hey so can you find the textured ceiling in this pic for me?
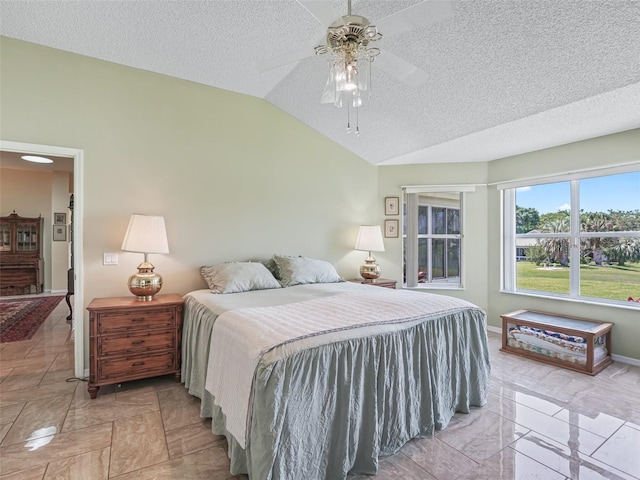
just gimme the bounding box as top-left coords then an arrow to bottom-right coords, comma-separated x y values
1,0 -> 639,165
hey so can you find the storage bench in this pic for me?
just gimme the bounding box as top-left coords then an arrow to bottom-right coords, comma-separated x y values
500,309 -> 613,375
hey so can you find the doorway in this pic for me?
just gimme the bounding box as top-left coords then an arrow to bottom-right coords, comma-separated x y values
0,140 -> 84,378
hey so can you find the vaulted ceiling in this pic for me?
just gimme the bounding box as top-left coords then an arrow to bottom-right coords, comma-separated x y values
1,0 -> 639,165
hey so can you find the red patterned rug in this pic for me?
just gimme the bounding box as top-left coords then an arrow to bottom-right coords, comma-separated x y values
0,296 -> 64,343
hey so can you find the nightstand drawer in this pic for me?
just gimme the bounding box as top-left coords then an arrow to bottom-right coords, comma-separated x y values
97,309 -> 176,333
98,350 -> 175,380
98,330 -> 175,356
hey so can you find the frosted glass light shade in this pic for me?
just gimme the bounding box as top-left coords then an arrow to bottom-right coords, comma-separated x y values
355,225 -> 385,252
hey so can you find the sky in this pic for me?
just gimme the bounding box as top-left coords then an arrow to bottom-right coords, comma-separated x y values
516,171 -> 640,214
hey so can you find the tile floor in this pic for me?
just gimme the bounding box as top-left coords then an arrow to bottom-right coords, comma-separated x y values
1,297 -> 639,479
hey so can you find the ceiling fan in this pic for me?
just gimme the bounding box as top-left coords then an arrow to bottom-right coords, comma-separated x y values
258,0 -> 454,134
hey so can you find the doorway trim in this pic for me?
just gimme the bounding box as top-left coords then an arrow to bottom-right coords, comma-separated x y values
0,140 -> 84,378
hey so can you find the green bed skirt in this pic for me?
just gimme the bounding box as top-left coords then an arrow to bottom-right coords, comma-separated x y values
181,295 -> 490,480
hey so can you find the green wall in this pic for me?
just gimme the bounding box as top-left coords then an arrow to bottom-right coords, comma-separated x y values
378,130 -> 639,360
0,37 -> 379,365
487,130 -> 640,361
377,162 -> 490,311
2,36 -> 638,362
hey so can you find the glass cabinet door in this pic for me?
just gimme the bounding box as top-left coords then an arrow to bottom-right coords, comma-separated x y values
0,223 -> 11,251
17,223 -> 37,251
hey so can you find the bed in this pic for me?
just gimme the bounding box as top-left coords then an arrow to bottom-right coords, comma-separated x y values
181,259 -> 490,480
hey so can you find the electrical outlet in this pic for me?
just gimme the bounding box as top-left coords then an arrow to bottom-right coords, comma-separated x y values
103,253 -> 118,265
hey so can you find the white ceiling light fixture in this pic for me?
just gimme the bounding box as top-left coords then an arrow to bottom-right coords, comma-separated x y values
21,155 -> 54,164
314,0 -> 382,136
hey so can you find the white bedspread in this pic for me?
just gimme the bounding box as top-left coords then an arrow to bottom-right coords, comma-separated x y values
204,286 -> 480,448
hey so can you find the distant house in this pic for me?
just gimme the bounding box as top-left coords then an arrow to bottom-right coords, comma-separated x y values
516,229 -> 542,261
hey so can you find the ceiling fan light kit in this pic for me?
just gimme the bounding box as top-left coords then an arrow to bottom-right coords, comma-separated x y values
315,3 -> 382,135
260,0 -> 454,136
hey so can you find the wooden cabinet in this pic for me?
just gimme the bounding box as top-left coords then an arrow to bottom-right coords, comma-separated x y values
0,211 -> 44,296
348,278 -> 397,289
87,293 -> 184,399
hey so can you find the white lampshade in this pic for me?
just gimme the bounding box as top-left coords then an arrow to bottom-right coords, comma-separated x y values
355,225 -> 385,252
121,214 -> 169,254
121,214 -> 169,301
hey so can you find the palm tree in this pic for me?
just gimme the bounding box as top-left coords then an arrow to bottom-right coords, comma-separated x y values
607,238 -> 640,266
580,213 -> 613,265
541,217 -> 570,266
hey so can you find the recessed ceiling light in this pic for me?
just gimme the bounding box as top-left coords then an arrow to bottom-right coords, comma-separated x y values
21,155 -> 54,164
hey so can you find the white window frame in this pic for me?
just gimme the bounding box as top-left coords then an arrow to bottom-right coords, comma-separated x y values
403,185 -> 475,290
500,164 -> 640,307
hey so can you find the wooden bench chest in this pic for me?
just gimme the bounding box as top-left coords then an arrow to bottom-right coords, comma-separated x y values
500,309 -> 613,375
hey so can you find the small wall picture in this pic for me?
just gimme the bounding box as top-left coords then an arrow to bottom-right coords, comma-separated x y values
54,212 -> 66,225
384,219 -> 399,238
53,225 -> 67,241
385,197 -> 399,216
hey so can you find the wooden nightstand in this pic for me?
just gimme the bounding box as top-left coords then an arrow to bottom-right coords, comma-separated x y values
86,293 -> 183,399
349,278 -> 397,289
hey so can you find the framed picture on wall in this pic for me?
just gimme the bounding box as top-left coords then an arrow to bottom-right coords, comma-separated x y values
384,219 -> 399,238
385,197 -> 399,215
53,225 -> 67,241
54,212 -> 66,225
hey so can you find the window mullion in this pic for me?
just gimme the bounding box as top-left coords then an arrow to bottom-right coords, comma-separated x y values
570,180 -> 581,297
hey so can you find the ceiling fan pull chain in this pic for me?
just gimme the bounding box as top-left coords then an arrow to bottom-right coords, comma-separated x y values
347,100 -> 351,133
356,103 -> 360,136
368,60 -> 372,101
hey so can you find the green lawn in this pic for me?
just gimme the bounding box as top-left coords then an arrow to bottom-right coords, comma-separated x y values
516,261 -> 640,301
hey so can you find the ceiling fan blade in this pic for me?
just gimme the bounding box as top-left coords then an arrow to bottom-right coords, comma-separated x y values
257,47 -> 315,72
375,51 -> 429,88
376,1 -> 454,38
297,1 -> 339,28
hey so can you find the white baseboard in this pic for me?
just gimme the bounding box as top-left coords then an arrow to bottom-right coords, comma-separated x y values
486,324 -> 640,366
611,354 -> 640,367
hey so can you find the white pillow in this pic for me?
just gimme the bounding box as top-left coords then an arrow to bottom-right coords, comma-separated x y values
201,262 -> 281,294
273,255 -> 344,287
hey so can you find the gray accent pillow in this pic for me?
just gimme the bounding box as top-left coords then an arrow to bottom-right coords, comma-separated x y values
261,257 -> 280,280
201,262 -> 281,294
273,255 -> 344,287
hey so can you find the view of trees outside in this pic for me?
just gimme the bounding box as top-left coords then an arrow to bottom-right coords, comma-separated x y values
514,172 -> 640,303
517,207 -> 640,266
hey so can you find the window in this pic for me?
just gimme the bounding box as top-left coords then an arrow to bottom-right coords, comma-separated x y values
403,187 -> 469,288
502,168 -> 640,306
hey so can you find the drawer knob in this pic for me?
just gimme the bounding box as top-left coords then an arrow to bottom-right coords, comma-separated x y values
131,340 -> 145,345
132,361 -> 145,366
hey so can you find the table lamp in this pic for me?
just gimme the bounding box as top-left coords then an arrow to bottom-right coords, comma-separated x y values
355,225 -> 385,280
121,214 -> 169,301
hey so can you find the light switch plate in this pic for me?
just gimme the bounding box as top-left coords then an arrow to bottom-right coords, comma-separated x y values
103,253 -> 118,265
